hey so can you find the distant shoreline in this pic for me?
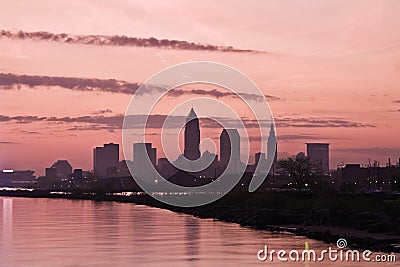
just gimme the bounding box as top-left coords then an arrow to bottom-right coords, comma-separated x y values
1,189 -> 399,253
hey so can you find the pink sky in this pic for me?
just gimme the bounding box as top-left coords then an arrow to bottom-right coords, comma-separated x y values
0,0 -> 399,175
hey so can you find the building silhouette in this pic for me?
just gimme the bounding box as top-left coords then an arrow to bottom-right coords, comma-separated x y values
45,160 -> 73,179
72,169 -> 83,179
198,150 -> 218,178
93,143 -> 119,177
45,167 -> 57,180
267,123 -> 277,163
306,143 -> 330,173
133,143 -> 157,167
220,128 -> 240,172
335,160 -> 400,191
158,158 -> 178,178
116,160 -> 133,177
184,108 -> 201,161
0,169 -> 35,187
133,142 -> 157,178
255,152 -> 269,173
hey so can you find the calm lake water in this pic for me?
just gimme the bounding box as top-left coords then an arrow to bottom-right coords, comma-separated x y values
0,197 -> 398,266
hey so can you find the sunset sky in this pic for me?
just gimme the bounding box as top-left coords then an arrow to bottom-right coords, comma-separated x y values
1,0 -> 399,175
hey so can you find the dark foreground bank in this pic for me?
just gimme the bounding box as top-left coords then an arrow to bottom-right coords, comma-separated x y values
1,189 -> 399,253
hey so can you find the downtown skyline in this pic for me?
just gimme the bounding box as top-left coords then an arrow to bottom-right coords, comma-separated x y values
1,0 -> 400,175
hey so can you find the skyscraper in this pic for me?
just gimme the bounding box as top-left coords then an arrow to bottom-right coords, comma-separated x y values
49,160 -> 73,178
133,142 -> 157,179
267,123 -> 277,163
220,128 -> 240,171
255,152 -> 268,173
93,143 -> 119,177
306,143 -> 330,173
133,143 -> 157,167
184,108 -> 201,161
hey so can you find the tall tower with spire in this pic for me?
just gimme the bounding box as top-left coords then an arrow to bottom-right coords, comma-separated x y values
267,123 -> 277,163
184,108 -> 201,160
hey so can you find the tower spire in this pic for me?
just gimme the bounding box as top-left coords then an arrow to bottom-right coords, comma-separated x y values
268,122 -> 277,163
187,107 -> 197,120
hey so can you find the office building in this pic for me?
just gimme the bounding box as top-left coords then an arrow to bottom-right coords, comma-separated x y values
93,143 -> 119,177
45,160 -> 73,179
220,128 -> 240,172
133,142 -> 157,178
0,169 -> 35,187
306,143 -> 330,173
184,108 -> 201,161
267,123 -> 277,163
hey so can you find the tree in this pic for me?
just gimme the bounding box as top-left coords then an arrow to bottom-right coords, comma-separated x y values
278,153 -> 321,191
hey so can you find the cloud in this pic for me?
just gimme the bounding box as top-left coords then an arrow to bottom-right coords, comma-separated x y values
0,73 -> 140,94
0,73 -> 283,101
19,130 -> 40,135
0,115 -> 47,123
0,114 -> 376,133
274,117 -> 376,128
278,133 -> 345,141
91,109 -> 113,115
393,100 -> 400,103
333,147 -> 400,157
265,95 -> 284,101
0,141 -> 18,144
0,114 -> 182,132
0,29 -> 261,53
168,88 -> 284,102
215,116 -> 375,129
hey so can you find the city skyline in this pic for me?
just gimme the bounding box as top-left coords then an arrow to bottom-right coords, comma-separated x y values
1,2 -> 400,265
4,105 -> 394,182
1,1 -> 400,174
2,111 -> 398,176
2,119 -> 399,176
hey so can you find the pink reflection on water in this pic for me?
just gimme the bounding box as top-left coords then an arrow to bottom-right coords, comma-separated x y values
2,198 -> 13,266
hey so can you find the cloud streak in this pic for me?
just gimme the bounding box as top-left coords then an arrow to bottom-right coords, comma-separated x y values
0,73 -> 283,101
333,147 -> 400,157
274,117 -> 376,128
278,133 -> 345,141
167,88 -> 283,102
0,114 -> 375,132
0,29 -> 261,53
0,141 -> 18,144
0,73 -> 140,94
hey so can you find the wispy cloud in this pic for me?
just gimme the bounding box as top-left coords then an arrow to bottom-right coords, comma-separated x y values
91,109 -> 113,115
333,147 -> 400,157
0,114 -> 375,133
0,141 -> 18,144
0,73 -> 140,94
0,29 -> 261,53
168,88 -> 283,102
278,133 -> 345,141
0,73 -> 283,101
274,117 -> 376,128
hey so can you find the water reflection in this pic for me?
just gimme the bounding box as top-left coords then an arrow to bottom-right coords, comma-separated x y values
0,197 -> 398,267
2,198 -> 13,266
185,217 -> 200,263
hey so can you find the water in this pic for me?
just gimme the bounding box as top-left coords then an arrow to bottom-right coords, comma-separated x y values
0,197 -> 398,266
